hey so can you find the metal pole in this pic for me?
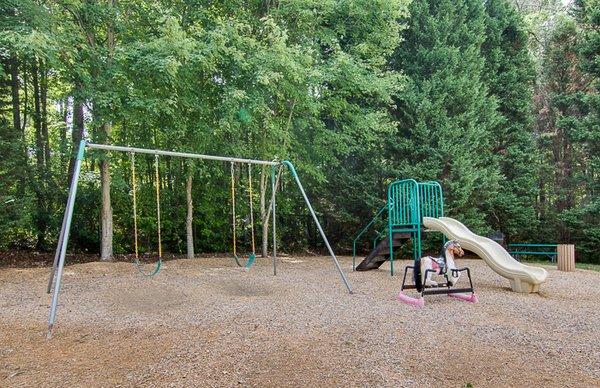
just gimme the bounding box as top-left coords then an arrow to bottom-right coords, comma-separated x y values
46,201 -> 69,293
281,161 -> 352,294
47,140 -> 86,338
271,165 -> 277,276
86,143 -> 278,166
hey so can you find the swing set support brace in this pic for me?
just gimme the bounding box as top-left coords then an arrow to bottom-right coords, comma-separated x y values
47,139 -> 85,338
281,161 -> 353,294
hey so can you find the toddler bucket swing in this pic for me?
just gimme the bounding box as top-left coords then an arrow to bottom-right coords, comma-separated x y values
130,152 -> 162,277
230,162 -> 257,269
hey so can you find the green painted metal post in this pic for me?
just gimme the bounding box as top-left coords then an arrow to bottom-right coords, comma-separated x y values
388,189 -> 395,276
414,183 -> 421,262
271,165 -> 277,276
389,226 -> 394,276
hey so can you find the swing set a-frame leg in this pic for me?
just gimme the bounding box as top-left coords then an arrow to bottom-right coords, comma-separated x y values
281,161 -> 353,294
46,198 -> 69,294
47,140 -> 85,338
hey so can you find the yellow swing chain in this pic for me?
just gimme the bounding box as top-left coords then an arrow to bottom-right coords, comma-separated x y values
231,162 -> 256,267
130,152 -> 162,277
155,154 -> 162,259
248,163 -> 255,253
130,153 -> 139,260
230,162 -> 237,257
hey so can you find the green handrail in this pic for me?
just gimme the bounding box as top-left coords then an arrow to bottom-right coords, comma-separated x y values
352,203 -> 388,270
418,181 -> 444,219
372,228 -> 386,249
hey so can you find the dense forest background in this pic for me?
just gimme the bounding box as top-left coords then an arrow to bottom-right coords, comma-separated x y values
1,0 -> 598,263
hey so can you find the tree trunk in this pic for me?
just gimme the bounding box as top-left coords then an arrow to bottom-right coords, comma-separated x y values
100,124 -> 113,260
32,60 -> 48,250
32,62 -> 44,172
59,99 -> 69,171
68,94 -> 85,185
260,166 -> 283,257
9,57 -> 27,195
186,167 -> 194,259
40,63 -> 51,168
99,0 -> 116,260
9,57 -> 21,140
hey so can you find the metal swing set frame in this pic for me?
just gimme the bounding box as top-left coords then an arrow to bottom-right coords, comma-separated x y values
46,140 -> 352,338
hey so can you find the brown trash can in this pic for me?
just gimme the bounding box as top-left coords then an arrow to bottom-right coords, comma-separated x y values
557,244 -> 575,272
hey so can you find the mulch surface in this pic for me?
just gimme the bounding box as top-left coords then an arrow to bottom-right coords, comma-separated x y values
0,256 -> 598,387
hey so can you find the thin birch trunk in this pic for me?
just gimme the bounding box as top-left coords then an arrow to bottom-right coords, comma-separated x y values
186,167 -> 194,259
100,6 -> 115,260
260,166 -> 283,257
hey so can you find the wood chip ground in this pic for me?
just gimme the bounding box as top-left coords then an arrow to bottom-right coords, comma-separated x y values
0,256 -> 598,387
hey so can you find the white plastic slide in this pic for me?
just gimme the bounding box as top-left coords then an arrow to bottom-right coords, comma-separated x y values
423,217 -> 548,293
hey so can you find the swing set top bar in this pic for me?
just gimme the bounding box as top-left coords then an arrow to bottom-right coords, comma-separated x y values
86,142 -> 280,166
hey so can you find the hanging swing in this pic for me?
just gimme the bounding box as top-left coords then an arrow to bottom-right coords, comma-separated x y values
130,152 -> 162,277
230,162 -> 257,269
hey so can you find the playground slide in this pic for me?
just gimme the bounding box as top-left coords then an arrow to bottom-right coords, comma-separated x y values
423,217 -> 548,293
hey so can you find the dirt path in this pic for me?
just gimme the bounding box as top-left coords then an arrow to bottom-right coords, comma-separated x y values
1,257 -> 598,387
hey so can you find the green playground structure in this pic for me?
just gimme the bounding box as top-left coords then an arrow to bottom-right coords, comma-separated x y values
352,179 -> 444,275
353,179 -> 549,294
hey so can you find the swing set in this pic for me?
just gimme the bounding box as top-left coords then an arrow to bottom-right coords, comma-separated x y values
46,140 -> 352,338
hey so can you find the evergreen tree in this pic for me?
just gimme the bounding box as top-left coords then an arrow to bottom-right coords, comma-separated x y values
482,0 -> 539,242
539,17 -> 584,243
570,0 -> 600,261
536,4 -> 599,262
390,0 -> 502,233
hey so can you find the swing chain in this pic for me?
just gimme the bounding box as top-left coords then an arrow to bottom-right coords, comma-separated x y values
230,162 -> 257,268
130,152 -> 139,260
155,153 -> 162,259
248,163 -> 255,253
129,151 -> 162,277
231,162 -> 237,259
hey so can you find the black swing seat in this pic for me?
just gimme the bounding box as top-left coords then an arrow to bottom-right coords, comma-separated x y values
400,265 -> 475,296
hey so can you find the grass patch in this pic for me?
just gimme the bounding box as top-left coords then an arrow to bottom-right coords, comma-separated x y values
574,262 -> 600,272
520,258 -> 600,272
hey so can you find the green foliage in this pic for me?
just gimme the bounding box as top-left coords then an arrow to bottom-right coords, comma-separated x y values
0,0 -> 598,263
